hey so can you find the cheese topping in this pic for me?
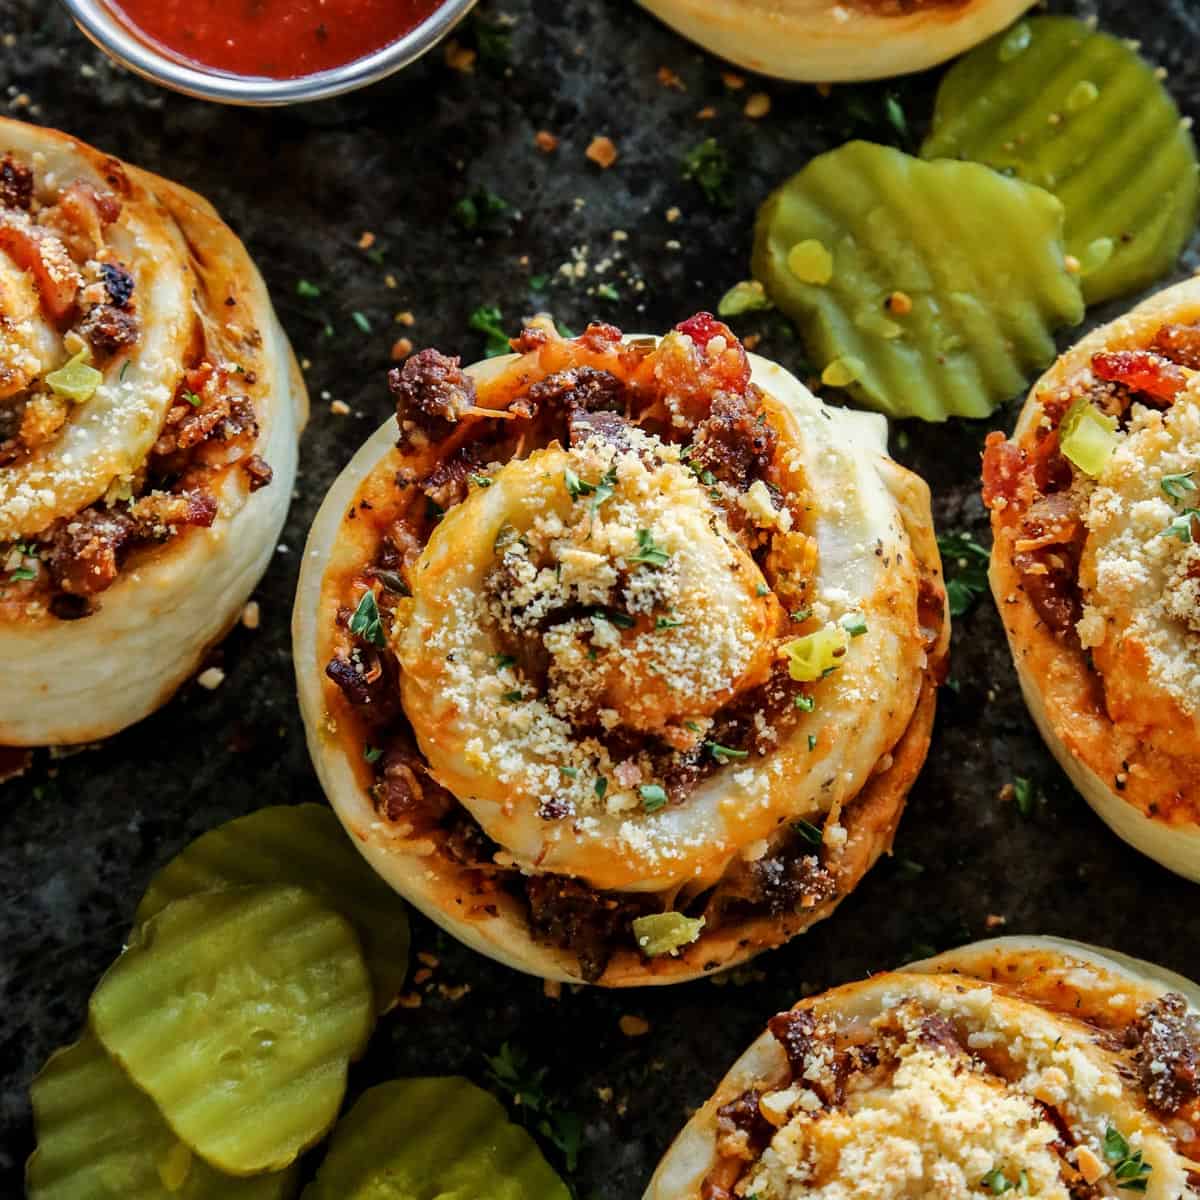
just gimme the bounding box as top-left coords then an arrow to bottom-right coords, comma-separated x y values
1077,391 -> 1200,752
745,1044 -> 1066,1200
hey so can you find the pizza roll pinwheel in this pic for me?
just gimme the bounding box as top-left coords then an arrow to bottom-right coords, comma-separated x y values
294,314 -> 947,985
0,116 -> 305,746
985,277 -> 1200,881
647,936 -> 1200,1199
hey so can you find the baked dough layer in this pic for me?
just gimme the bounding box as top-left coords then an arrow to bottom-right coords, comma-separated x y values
636,0 -> 1036,83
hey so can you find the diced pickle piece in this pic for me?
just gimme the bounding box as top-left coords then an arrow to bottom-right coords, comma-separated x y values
90,886 -> 373,1177
922,16 -> 1200,304
632,912 -> 706,957
302,1078 -> 571,1200
134,804 -> 410,1013
26,1031 -> 297,1200
753,141 -> 1084,420
1059,398 -> 1120,477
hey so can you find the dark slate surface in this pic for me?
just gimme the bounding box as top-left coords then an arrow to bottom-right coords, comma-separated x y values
3,0 -> 1200,1195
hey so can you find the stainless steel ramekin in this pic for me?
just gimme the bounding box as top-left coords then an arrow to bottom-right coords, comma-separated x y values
60,0 -> 478,106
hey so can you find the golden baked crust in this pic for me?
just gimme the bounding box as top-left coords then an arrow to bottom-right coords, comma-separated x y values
985,278 -> 1200,880
295,317 -> 947,985
635,0 -> 1036,82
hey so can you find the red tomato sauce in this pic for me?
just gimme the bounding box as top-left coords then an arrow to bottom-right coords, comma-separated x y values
106,0 -> 444,80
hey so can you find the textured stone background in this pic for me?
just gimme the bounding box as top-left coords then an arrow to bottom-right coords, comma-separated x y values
3,0 -> 1200,1195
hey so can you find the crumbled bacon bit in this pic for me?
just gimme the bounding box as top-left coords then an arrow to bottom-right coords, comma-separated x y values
585,136 -> 618,169
79,303 -> 139,355
981,431 -> 1026,510
1092,349 -> 1187,404
0,219 -> 81,320
242,455 -> 273,492
0,155 -> 33,210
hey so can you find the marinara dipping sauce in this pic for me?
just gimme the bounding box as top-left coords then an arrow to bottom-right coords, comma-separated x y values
104,0 -> 444,80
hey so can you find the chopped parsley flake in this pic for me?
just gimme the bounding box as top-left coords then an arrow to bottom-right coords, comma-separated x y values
681,138 -> 733,208
629,528 -> 670,568
793,818 -> 823,844
791,607 -> 812,623
595,282 -> 619,302
453,187 -> 512,233
493,653 -> 517,669
656,615 -> 684,629
937,530 -> 990,617
979,1167 -> 1020,1195
840,612 -> 868,637
706,741 -> 748,764
593,608 -> 634,629
594,777 -> 608,799
1161,509 -> 1200,543
363,746 -> 383,764
469,304 -> 513,357
351,311 -> 372,334
529,273 -> 548,292
472,15 -> 512,71
184,390 -> 202,407
296,279 -> 321,299
794,694 -> 815,712
502,689 -> 524,702
470,473 -> 493,487
560,766 -> 578,779
1104,1127 -> 1152,1192
564,465 -> 616,508
755,583 -> 770,597
485,1042 -> 581,1172
9,565 -> 36,582
640,784 -> 668,812
807,734 -> 818,752
1013,776 -> 1035,818
1161,470 -> 1197,501
348,589 -> 385,647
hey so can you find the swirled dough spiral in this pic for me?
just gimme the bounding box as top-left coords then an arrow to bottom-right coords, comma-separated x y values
0,117 -> 306,746
295,316 -> 946,985
647,937 -> 1200,1199
985,277 -> 1200,881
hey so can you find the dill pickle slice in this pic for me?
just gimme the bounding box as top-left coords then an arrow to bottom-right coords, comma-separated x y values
752,140 -> 1084,420
134,803 -> 410,1014
302,1078 -> 571,1200
922,15 -> 1199,305
90,885 -> 373,1177
26,1031 -> 297,1200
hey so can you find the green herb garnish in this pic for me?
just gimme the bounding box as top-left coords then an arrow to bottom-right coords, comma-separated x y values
1104,1126 -> 1153,1192
1161,509 -> 1200,543
348,590 -> 385,647
485,1043 -> 582,1172
629,529 -> 670,568
1161,470 -> 1197,501
840,613 -> 868,637
503,689 -> 524,703
469,473 -> 492,487
1013,776 -> 1035,818
468,304 -> 512,357
351,311 -> 372,334
794,694 -> 815,712
363,746 -> 383,764
454,187 -> 512,233
656,615 -> 684,629
595,282 -> 619,302
9,565 -> 36,582
593,608 -> 634,629
706,741 -> 749,764
594,777 -> 608,799
296,279 -> 321,298
681,138 -> 733,208
184,391 -> 203,408
937,530 -> 990,618
793,818 -> 823,844
640,784 -> 668,812
493,654 -> 517,669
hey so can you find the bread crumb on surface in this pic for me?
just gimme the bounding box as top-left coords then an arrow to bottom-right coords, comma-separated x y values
241,601 -> 260,630
744,92 -> 771,119
586,136 -> 618,168
534,129 -> 559,153
197,667 -> 225,690
619,1015 -> 651,1037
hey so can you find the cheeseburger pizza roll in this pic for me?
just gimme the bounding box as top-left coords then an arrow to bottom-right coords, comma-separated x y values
636,0 -> 1036,83
294,314 -> 947,986
0,116 -> 305,746
647,936 -> 1200,1199
984,278 -> 1200,881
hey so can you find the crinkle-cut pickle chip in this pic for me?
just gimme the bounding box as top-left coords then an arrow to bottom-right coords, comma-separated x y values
134,803 -> 410,1014
752,140 -> 1084,421
90,885 -> 373,1178
302,1078 -> 571,1200
26,1031 -> 297,1200
922,15 -> 1200,305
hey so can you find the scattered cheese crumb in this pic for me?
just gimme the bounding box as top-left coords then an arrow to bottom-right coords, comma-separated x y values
619,1015 -> 651,1037
241,601 -> 260,630
329,399 -> 351,416
197,667 -> 225,690
744,92 -> 771,119
357,231 -> 376,250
